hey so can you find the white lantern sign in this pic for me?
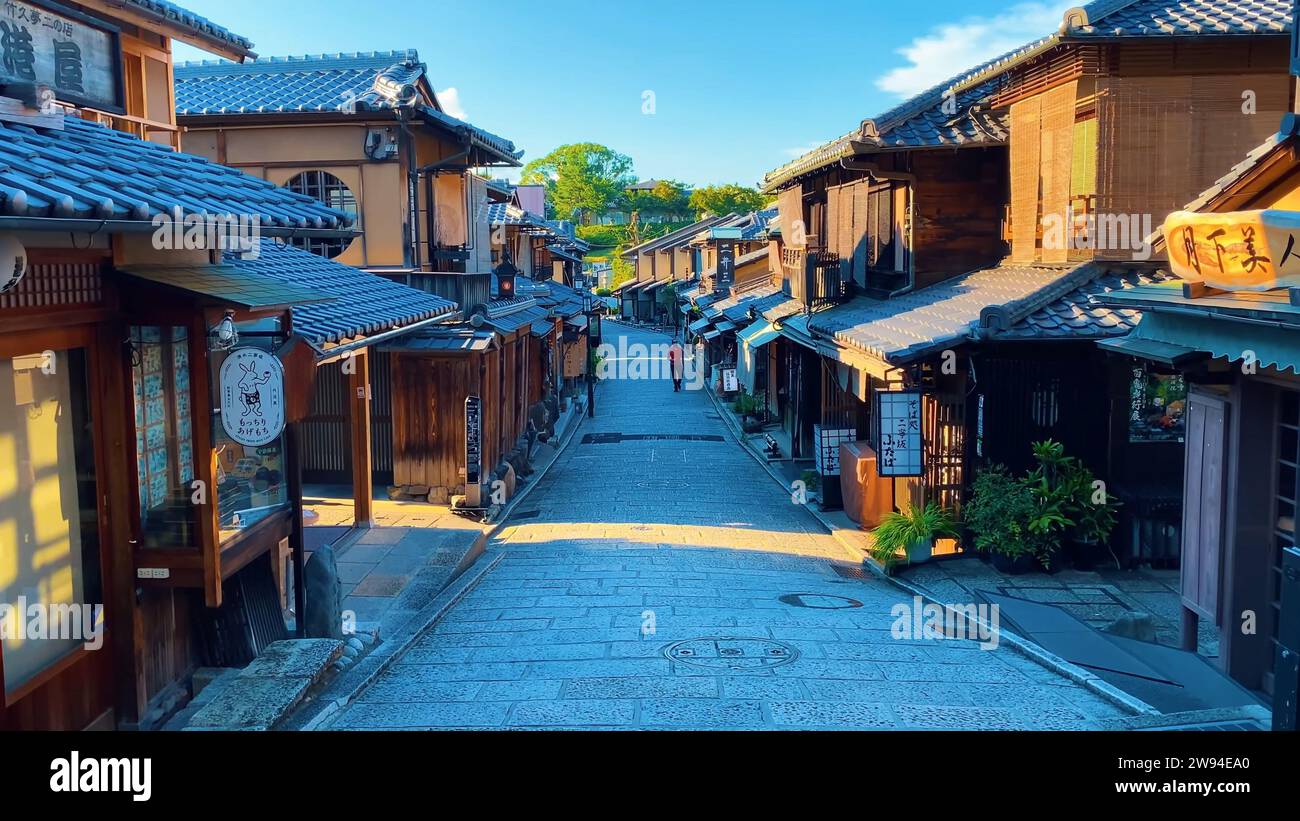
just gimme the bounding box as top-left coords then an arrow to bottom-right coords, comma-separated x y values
219,348 -> 285,447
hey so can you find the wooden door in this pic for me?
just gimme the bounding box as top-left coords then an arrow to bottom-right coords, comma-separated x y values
1181,390 -> 1228,622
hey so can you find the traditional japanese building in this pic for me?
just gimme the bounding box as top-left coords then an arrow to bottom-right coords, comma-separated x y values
173,50 -> 574,515
0,0 -> 457,729
756,0 -> 1290,544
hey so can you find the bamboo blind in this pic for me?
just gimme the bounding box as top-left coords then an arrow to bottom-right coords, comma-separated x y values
837,183 -> 855,282
777,186 -> 805,248
1039,81 -> 1077,264
852,183 -> 869,284
1095,72 -> 1288,258
1009,96 -> 1042,263
826,183 -> 841,258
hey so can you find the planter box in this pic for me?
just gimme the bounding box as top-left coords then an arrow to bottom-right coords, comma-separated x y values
991,553 -> 1034,575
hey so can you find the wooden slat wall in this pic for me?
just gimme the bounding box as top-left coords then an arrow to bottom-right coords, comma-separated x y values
1039,81 -> 1077,264
391,354 -> 473,493
851,183 -> 869,286
0,263 -> 103,311
911,149 -> 1007,286
1009,96 -> 1042,263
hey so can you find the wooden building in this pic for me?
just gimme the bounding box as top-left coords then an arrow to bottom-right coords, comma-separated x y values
1094,28 -> 1300,692
173,50 -> 569,513
0,0 -> 459,729
750,0 -> 1291,548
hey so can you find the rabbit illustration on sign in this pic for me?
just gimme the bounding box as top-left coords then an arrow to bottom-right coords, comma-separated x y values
237,360 -> 272,418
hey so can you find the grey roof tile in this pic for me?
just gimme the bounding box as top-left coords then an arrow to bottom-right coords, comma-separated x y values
1068,0 -> 1291,37
998,267 -> 1176,340
125,0 -> 254,55
810,263 -> 1076,362
0,115 -> 352,231
223,242 -> 456,345
175,51 -> 519,162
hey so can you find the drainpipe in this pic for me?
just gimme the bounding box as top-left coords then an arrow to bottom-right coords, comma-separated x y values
398,108 -> 421,269
841,158 -> 917,299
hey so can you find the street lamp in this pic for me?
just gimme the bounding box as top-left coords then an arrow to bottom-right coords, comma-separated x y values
583,292 -> 596,418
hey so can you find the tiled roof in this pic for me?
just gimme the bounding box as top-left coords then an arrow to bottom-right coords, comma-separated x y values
1066,0 -> 1291,36
996,267 -> 1177,340
381,326 -> 495,353
810,263 -> 1080,363
175,51 -> 520,163
176,51 -> 422,114
621,215 -> 730,256
0,115 -> 352,232
225,242 -> 456,346
705,282 -> 786,323
740,208 -> 779,240
486,202 -> 548,229
124,0 -> 254,56
767,1 -> 1292,192
762,50 -> 1020,192
532,280 -> 587,318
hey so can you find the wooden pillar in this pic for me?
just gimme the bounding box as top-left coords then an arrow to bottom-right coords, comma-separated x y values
349,349 -> 373,528
286,420 -> 307,638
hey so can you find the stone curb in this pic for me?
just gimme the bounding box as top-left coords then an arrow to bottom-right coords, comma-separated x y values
283,552 -> 504,731
284,387 -> 591,730
704,386 -> 1161,719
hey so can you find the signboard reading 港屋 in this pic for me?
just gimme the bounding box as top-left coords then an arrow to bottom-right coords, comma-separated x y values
0,0 -> 122,112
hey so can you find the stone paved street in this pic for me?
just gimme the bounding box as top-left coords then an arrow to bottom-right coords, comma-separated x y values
326,326 -> 1132,730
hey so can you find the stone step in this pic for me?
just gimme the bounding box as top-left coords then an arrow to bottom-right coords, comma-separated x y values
182,639 -> 344,731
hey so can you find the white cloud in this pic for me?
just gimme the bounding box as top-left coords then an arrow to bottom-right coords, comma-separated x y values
436,87 -> 467,120
783,141 -> 827,158
875,2 -> 1073,98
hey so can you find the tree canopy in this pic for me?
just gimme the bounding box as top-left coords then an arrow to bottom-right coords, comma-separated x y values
688,184 -> 769,219
520,143 -> 635,223
622,179 -> 691,220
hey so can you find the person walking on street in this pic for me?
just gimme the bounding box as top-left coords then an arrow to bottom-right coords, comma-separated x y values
668,336 -> 685,392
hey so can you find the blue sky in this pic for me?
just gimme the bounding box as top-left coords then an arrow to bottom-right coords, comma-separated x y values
173,0 -> 1073,187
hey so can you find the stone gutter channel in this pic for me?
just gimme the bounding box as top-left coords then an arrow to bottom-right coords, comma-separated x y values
703,385 -> 1163,720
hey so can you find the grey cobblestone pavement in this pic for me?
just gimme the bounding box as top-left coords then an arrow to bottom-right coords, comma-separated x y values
325,326 -> 1132,730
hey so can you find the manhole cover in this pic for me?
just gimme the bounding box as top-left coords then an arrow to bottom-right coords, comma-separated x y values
778,593 -> 864,609
663,637 -> 800,672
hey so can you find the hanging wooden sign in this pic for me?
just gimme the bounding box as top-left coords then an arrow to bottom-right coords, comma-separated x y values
219,348 -> 285,447
1163,209 -> 1300,291
0,0 -> 124,113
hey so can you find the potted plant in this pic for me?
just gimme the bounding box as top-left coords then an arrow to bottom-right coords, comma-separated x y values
1022,440 -> 1078,573
1066,470 -> 1121,570
869,502 -> 958,571
964,466 -> 1038,574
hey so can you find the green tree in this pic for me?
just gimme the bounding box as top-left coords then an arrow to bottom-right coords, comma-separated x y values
624,179 -> 691,220
689,183 -> 768,219
520,143 -> 635,224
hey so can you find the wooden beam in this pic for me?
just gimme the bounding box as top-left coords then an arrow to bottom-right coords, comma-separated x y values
349,350 -> 374,528
189,314 -> 222,608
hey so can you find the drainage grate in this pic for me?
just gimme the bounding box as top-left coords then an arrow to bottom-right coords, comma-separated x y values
779,592 -> 864,610
831,564 -> 872,580
581,433 -> 726,445
664,637 -> 800,672
513,510 -> 542,520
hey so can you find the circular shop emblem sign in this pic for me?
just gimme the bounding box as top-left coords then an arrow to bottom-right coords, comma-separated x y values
219,347 -> 286,447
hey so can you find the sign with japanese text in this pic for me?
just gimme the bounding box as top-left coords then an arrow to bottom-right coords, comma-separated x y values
874,389 -> 923,477
1,0 -> 122,112
716,241 -> 735,289
465,395 -> 482,486
1163,209 -> 1300,291
721,367 -> 738,393
219,348 -> 285,447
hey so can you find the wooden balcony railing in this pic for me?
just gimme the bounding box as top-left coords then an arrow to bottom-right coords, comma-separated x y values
804,247 -> 846,311
79,108 -> 182,151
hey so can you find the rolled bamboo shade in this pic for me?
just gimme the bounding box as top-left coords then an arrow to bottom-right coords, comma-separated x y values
1095,72 -> 1288,259
1010,95 -> 1042,263
778,186 -> 805,248
1040,80 -> 1077,264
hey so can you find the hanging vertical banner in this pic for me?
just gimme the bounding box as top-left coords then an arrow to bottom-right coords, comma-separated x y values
716,240 -> 735,288
875,389 -> 923,477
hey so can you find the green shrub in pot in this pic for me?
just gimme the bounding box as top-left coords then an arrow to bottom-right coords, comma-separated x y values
869,502 -> 958,570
